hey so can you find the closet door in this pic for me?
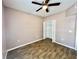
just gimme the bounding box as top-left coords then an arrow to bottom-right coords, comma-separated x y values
43,20 -> 56,41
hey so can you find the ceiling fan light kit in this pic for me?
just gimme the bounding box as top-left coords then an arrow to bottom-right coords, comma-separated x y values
32,0 -> 60,12
43,5 -> 48,10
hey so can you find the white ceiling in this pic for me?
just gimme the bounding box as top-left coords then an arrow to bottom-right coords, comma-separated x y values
3,0 -> 76,17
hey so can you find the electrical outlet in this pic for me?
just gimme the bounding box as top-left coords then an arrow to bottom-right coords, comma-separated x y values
69,30 -> 72,33
61,38 -> 64,41
16,40 -> 20,42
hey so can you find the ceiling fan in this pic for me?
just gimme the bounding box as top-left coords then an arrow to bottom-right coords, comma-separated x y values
32,0 -> 61,12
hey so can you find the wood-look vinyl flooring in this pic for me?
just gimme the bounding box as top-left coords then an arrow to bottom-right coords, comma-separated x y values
7,39 -> 77,59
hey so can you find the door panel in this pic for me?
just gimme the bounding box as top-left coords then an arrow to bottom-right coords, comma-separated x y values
43,20 -> 56,41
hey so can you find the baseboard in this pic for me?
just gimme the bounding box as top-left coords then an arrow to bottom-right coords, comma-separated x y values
7,38 -> 43,52
55,41 -> 77,50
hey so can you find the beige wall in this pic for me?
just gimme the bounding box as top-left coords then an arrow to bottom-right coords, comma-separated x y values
4,7 -> 43,50
44,4 -> 77,49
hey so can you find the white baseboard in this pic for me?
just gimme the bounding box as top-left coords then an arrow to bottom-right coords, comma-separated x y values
55,41 -> 77,50
7,38 -> 43,52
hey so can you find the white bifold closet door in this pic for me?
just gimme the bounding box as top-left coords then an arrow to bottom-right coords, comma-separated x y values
43,20 -> 56,42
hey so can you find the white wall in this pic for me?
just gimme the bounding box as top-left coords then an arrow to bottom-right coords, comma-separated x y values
4,7 -> 43,50
44,4 -> 77,49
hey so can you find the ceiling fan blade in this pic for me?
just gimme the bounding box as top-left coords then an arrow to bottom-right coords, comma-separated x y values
48,2 -> 60,6
36,7 -> 42,12
32,1 -> 42,5
45,0 -> 49,4
46,8 -> 49,12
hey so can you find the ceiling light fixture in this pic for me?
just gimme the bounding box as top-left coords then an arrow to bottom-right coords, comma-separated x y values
42,5 -> 48,10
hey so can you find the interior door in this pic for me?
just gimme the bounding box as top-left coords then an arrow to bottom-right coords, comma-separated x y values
43,20 -> 56,41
